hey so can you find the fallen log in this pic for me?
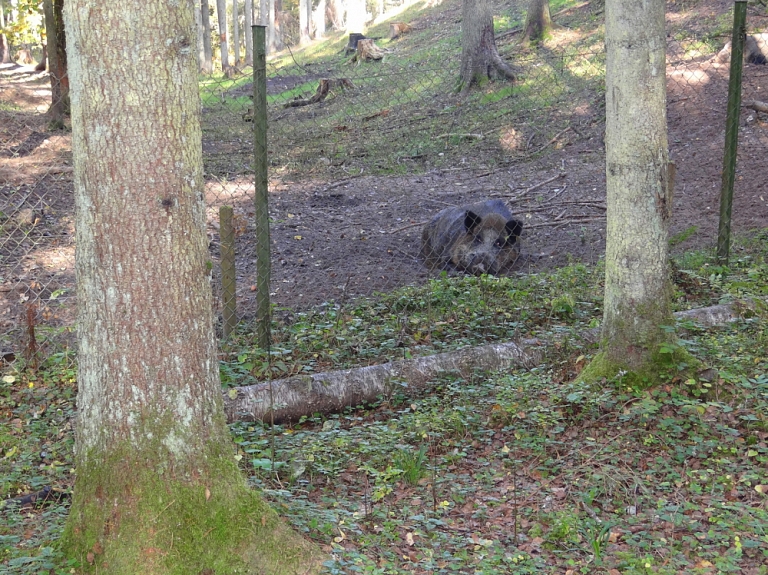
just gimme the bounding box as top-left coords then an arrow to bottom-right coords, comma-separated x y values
224,339 -> 544,423
223,300 -> 763,424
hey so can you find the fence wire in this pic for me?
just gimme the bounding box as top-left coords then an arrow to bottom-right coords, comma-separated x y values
1,12 -> 766,371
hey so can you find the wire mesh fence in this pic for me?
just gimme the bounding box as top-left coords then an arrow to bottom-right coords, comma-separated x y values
1,6 -> 766,372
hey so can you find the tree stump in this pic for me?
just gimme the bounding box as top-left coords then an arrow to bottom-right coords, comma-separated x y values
346,33 -> 367,53
283,78 -> 355,108
352,39 -> 387,62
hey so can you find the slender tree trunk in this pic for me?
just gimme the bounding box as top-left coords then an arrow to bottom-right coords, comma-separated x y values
233,0 -> 240,65
244,0 -> 253,65
200,0 -> 213,73
581,0 -> 676,384
459,0 -> 515,93
522,0 -> 552,43
216,0 -> 231,71
42,0 -> 68,124
299,0 -> 310,44
61,0 -> 322,572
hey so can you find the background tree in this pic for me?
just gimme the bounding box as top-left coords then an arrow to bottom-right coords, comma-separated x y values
200,0 -> 213,73
581,0 -> 680,384
522,0 -> 552,43
0,3 -> 11,64
244,0 -> 253,65
345,0 -> 366,33
42,0 -> 68,125
216,0 -> 231,72
313,0 -> 326,39
61,0 -> 322,571
233,0 -> 241,65
268,0 -> 283,53
299,0 -> 310,44
458,0 -> 515,92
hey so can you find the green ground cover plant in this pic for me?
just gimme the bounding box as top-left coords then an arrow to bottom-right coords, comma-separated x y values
2,232 -> 767,573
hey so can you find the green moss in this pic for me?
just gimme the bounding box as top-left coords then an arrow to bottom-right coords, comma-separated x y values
578,341 -> 701,390
62,440 -> 323,575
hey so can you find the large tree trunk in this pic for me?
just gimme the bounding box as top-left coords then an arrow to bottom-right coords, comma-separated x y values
459,0 -> 515,93
216,0 -> 231,71
582,0 -> 676,384
61,0 -> 322,572
299,0 -> 311,44
200,0 -> 213,73
244,0 -> 253,65
522,0 -> 552,43
42,0 -> 68,124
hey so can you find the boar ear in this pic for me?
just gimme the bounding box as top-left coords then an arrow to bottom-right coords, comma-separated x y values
505,219 -> 523,241
464,210 -> 483,233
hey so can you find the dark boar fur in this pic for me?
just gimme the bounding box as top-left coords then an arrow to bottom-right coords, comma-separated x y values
421,199 -> 524,275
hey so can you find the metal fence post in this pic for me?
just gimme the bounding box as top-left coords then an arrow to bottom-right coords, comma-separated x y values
252,25 -> 271,349
717,0 -> 748,264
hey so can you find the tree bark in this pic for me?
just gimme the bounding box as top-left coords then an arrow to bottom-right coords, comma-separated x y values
459,0 -> 515,93
42,0 -> 68,124
216,0 -> 231,71
200,0 -> 213,73
584,0 -> 675,382
522,0 -> 552,43
60,0 -> 322,572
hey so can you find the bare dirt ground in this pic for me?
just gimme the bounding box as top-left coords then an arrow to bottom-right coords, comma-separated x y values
1,5 -> 768,354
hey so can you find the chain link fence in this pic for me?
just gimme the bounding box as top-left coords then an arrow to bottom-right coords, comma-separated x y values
1,4 -> 766,371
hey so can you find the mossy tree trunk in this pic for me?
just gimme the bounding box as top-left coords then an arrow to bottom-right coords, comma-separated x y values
458,0 -> 515,93
61,1 -> 322,573
522,0 -> 552,43
581,0 -> 677,385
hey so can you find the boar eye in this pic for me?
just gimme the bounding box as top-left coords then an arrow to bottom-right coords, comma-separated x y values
494,238 -> 506,248
473,235 -> 483,244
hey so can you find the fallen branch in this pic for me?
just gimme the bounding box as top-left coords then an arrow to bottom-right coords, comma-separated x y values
507,172 -> 566,200
528,127 -> 572,156
388,220 -> 428,234
436,133 -> 484,140
524,216 -> 604,228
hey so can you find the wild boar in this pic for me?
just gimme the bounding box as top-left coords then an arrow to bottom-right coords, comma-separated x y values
421,199 -> 524,275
